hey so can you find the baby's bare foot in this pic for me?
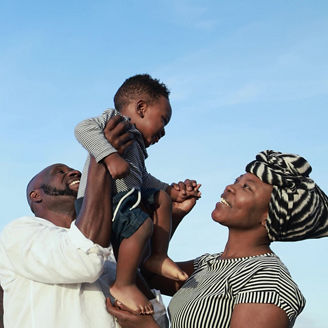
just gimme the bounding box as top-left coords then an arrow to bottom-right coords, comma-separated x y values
144,254 -> 189,281
109,284 -> 153,315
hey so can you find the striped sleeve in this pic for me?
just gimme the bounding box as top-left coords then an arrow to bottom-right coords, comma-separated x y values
142,172 -> 169,191
74,109 -> 119,163
234,263 -> 306,323
193,253 -> 216,271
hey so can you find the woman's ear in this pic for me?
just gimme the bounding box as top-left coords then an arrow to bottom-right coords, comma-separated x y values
260,214 -> 268,227
136,100 -> 147,118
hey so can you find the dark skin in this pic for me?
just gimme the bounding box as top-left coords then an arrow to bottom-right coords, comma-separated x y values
107,174 -> 290,328
103,114 -> 201,313
0,116 -> 200,327
104,115 -> 201,221
102,115 -> 201,317
0,117 -> 133,327
106,302 -> 289,328
27,157 -> 112,246
103,96 -> 172,179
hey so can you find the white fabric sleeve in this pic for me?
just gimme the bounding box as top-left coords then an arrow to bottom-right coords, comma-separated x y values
0,217 -> 112,284
74,109 -> 119,163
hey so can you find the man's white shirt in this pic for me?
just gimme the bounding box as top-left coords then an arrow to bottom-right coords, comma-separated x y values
0,216 -> 117,328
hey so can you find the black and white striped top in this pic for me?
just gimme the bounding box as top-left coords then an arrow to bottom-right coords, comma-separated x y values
168,252 -> 305,328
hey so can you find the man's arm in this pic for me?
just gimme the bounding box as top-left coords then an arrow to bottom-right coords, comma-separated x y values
75,115 -> 136,245
1,157 -> 113,284
1,218 -> 110,284
75,156 -> 112,247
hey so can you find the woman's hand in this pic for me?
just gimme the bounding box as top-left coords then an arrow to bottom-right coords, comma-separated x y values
168,179 -> 201,202
106,299 -> 160,328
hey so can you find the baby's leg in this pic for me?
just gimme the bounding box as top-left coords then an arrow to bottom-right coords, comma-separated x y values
143,190 -> 188,281
110,217 -> 154,315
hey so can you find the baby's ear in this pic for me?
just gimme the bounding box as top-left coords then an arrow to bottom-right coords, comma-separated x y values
136,100 -> 147,118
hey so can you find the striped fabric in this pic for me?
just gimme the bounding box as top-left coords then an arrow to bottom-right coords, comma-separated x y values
168,253 -> 305,328
75,108 -> 169,199
246,150 -> 328,241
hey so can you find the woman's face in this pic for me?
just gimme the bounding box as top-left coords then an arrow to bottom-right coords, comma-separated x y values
211,173 -> 273,230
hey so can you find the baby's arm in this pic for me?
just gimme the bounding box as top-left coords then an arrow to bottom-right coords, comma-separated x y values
166,180 -> 201,202
75,110 -> 130,178
143,171 -> 201,202
75,109 -> 118,162
103,153 -> 130,179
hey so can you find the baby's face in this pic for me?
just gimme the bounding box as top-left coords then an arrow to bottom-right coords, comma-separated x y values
136,96 -> 172,147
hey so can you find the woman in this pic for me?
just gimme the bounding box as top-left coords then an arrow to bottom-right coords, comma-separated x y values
107,150 -> 328,328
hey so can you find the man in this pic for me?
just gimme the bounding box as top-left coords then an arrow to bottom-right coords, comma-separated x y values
0,156 -> 116,328
0,117 -> 200,327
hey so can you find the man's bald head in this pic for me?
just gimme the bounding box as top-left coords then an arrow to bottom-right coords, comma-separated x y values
26,164 -> 81,214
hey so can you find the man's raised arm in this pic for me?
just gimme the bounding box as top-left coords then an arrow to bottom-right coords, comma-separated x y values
75,157 -> 112,247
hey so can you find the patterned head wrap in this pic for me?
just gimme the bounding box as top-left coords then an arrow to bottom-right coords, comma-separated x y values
246,150 -> 328,241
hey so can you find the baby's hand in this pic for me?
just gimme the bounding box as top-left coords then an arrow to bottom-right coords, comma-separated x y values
167,179 -> 201,202
103,153 -> 130,179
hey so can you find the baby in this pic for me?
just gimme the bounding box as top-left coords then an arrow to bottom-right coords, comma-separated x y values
75,74 -> 199,314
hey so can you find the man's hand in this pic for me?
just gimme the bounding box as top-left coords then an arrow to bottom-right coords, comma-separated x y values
103,153 -> 130,179
103,115 -> 135,155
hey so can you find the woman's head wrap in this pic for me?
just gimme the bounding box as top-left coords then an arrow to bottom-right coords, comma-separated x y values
246,150 -> 328,241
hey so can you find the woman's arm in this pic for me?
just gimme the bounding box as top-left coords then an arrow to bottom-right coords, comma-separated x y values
230,303 -> 289,328
106,300 -> 160,328
146,260 -> 195,296
106,260 -> 196,328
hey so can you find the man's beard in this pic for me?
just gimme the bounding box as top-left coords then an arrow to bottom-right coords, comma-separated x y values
40,184 -> 77,197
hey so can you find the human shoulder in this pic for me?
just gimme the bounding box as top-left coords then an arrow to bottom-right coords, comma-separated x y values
247,253 -> 294,280
232,253 -> 292,282
0,216 -> 60,243
102,108 -> 119,116
230,253 -> 301,292
102,109 -> 140,135
193,252 -> 222,270
2,216 -> 55,232
85,108 -> 121,126
235,253 -> 305,322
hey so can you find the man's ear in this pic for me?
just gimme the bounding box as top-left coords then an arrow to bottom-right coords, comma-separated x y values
30,190 -> 42,204
136,100 -> 147,118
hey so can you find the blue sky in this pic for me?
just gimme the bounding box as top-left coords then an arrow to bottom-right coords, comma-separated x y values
1,1 -> 327,327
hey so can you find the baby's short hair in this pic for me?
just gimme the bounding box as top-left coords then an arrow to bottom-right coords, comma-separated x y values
114,74 -> 170,111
